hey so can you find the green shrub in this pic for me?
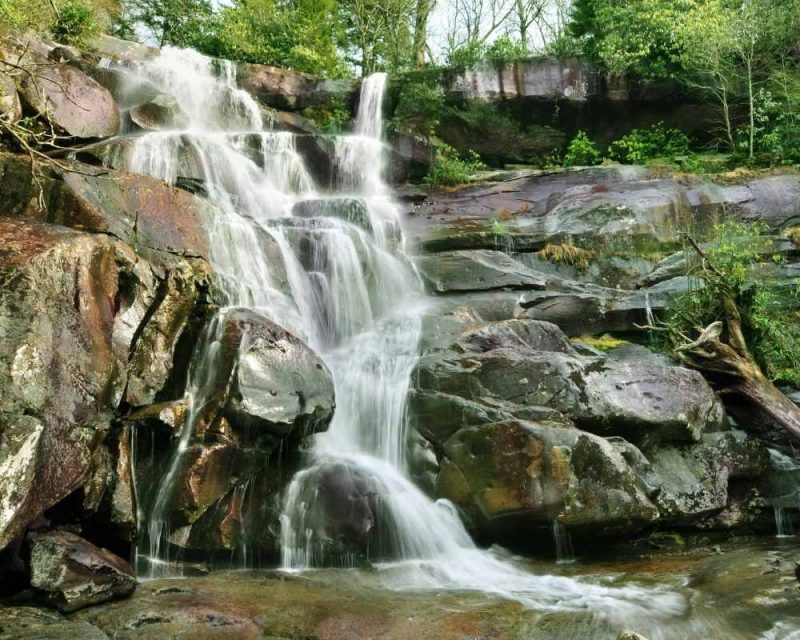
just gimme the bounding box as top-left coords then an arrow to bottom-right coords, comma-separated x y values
389,72 -> 445,140
563,131 -> 602,167
51,0 -> 97,45
424,143 -> 486,187
608,122 -> 692,165
485,36 -> 528,64
446,42 -> 487,68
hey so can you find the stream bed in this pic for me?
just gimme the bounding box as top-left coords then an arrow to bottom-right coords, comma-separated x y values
2,537 -> 798,639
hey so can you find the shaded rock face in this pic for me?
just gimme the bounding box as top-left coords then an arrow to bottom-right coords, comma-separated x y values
28,530 -> 135,612
0,150 -> 220,597
0,222 -> 119,550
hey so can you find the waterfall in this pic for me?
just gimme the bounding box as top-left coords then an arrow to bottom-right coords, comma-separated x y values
775,507 -> 795,538
552,521 -> 576,564
112,48 -> 685,621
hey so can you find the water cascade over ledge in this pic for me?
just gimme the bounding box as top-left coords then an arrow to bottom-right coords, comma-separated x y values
109,46 -> 689,626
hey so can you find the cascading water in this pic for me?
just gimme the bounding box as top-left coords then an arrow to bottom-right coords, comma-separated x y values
109,46 -> 686,623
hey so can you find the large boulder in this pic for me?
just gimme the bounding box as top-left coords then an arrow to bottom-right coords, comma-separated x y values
437,420 -> 659,538
28,530 -> 135,612
648,430 -> 768,525
0,33 -> 119,139
219,309 -> 335,439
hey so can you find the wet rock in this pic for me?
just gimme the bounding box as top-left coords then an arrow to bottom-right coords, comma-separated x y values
414,319 -> 724,448
130,94 -> 188,130
109,425 -> 137,540
0,606 -> 109,640
416,250 -> 548,293
220,309 -> 335,439
293,197 -> 371,232
28,530 -> 135,612
648,430 -> 768,525
618,632 -> 649,640
174,442 -> 243,524
55,167 -> 212,265
237,63 -> 356,112
437,420 -> 659,538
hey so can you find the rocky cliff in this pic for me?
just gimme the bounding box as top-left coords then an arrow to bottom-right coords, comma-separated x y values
0,30 -> 797,628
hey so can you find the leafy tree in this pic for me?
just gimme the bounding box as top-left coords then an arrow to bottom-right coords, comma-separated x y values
338,0 -> 416,75
121,0 -> 213,47
206,0 -> 344,76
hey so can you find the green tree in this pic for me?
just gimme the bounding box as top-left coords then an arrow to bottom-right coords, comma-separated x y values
121,0 -> 213,47
206,0 -> 344,76
338,0 -> 416,75
677,0 -> 800,157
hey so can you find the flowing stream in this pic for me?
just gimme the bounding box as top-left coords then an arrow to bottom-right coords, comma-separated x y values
110,46 -> 691,629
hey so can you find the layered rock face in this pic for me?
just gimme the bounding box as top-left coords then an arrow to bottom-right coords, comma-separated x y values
406,165 -> 799,548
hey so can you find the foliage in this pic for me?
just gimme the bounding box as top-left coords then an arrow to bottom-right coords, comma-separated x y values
423,143 -> 485,187
301,95 -> 351,133
562,130 -> 601,167
607,123 -> 691,165
0,0 -> 115,38
445,41 -> 487,68
569,0 -> 700,79
389,71 -> 444,139
51,0 -> 97,45
338,0 -> 416,75
120,0 -> 213,48
661,221 -> 800,385
485,35 -> 528,64
195,0 -> 344,76
747,286 -> 800,385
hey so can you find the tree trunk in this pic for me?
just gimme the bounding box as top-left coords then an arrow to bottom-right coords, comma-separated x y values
747,56 -> 755,158
413,0 -> 435,67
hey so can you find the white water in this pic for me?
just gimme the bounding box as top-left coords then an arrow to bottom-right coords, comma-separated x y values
111,47 -> 686,623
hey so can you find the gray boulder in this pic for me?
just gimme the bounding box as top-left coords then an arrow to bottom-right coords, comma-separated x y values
413,319 -> 724,448
219,309 -> 335,439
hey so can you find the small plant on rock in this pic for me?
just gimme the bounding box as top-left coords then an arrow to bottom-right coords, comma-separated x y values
424,144 -> 486,188
563,131 -> 602,167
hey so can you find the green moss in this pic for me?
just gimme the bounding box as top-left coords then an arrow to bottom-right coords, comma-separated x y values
572,334 -> 630,352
